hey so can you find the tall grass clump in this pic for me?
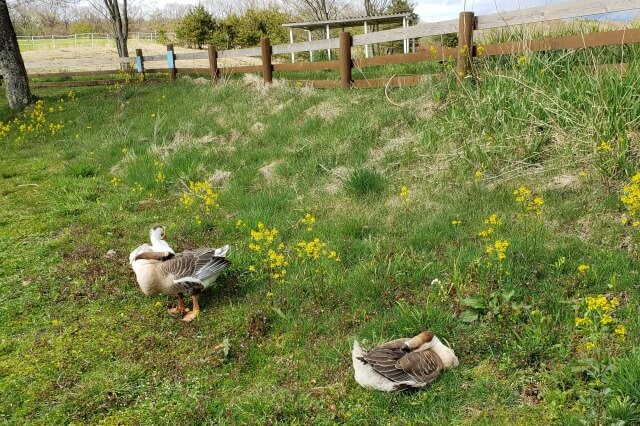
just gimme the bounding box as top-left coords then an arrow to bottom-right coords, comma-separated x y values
346,168 -> 387,197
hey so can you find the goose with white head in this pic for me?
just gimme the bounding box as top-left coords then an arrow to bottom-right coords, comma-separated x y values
352,330 -> 459,391
129,226 -> 230,322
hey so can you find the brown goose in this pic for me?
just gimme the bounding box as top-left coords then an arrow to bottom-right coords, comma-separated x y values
129,241 -> 230,322
352,331 -> 458,391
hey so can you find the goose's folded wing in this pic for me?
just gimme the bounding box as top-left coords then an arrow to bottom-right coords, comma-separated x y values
362,345 -> 412,383
395,350 -> 443,384
191,249 -> 231,281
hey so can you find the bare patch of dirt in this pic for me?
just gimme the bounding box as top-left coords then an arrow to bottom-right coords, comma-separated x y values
322,166 -> 350,195
250,122 -> 266,133
247,312 -> 270,340
305,101 -> 343,121
546,174 -> 580,191
368,132 -> 417,165
259,161 -> 282,185
209,170 -> 232,187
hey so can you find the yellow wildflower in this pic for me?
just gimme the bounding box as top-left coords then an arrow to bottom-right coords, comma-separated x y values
577,264 -> 590,273
615,324 -> 627,339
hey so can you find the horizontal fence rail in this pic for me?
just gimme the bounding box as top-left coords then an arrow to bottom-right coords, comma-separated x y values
18,0 -> 640,89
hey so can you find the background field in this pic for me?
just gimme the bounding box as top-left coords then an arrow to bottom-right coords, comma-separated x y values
1,46 -> 640,424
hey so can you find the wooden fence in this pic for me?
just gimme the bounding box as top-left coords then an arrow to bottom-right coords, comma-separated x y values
23,0 -> 640,89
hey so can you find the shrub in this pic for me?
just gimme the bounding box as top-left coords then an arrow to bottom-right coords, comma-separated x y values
175,5 -> 215,49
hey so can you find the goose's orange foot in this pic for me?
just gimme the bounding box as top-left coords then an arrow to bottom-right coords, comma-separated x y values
168,306 -> 186,315
182,310 -> 199,322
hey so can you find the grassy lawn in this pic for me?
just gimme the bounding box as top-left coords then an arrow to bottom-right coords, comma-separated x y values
1,49 -> 640,424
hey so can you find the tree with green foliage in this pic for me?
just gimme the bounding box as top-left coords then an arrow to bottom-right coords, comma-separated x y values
175,4 -> 215,49
234,8 -> 289,47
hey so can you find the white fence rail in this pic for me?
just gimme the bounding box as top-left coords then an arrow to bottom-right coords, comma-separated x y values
122,0 -> 639,64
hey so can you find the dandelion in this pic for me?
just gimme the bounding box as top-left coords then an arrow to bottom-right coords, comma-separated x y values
248,265 -> 256,272
121,147 -> 129,154
474,170 -> 482,182
517,55 -> 527,65
111,176 -> 121,187
584,341 -> 595,351
476,45 -> 485,57
235,219 -> 245,229
596,141 -> 611,152
151,113 -> 157,118
451,219 -> 461,226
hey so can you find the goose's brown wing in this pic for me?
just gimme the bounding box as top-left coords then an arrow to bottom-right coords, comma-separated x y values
395,350 -> 443,385
360,339 -> 411,383
158,250 -> 229,295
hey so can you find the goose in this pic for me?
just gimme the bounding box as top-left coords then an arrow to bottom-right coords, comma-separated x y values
352,331 -> 458,391
129,227 -> 231,322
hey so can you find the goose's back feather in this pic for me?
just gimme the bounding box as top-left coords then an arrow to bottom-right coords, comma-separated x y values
360,342 -> 443,386
159,249 -> 230,295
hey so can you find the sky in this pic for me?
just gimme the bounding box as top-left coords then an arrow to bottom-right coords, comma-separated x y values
149,0 -> 637,22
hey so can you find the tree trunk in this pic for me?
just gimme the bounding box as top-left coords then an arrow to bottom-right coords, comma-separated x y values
103,0 -> 129,62
0,0 -> 32,109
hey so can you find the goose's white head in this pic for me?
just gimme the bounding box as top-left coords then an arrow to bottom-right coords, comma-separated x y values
129,243 -> 153,266
401,331 -> 436,352
150,225 -> 166,244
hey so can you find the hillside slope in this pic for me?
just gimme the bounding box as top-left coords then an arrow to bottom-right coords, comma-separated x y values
1,58 -> 640,424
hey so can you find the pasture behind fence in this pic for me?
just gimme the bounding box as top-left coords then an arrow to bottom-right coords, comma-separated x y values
17,32 -> 158,51
20,0 -> 640,89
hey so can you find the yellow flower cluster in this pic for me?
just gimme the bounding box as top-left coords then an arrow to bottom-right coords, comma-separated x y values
621,172 -> 640,227
181,180 -> 219,224
478,214 -> 501,238
586,295 -> 619,313
513,186 -> 544,216
131,182 -> 144,193
267,249 -> 288,281
1,97 -> 72,143
451,219 -> 461,226
247,222 -> 288,283
400,185 -> 411,203
577,264 -> 590,273
250,222 -> 278,247
485,239 -> 509,262
300,213 -> 316,231
474,170 -> 482,182
111,176 -> 121,187
596,140 -> 611,152
296,238 -> 340,263
154,161 -> 165,184
575,294 -> 626,354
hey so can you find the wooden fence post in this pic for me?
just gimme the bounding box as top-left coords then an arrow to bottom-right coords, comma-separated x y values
339,32 -> 353,90
167,44 -> 176,81
456,11 -> 475,82
208,45 -> 219,83
261,38 -> 273,84
135,48 -> 145,81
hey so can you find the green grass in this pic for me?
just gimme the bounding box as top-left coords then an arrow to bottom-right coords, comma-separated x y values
1,45 -> 640,424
